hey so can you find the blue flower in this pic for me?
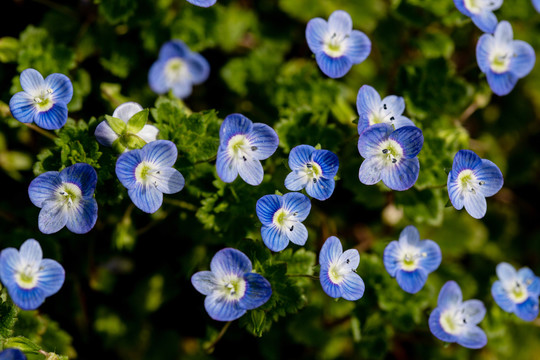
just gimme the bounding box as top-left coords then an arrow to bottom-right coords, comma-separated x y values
191,248 -> 272,321
356,85 -> 415,134
476,21 -> 535,96
9,68 -> 73,130
454,0 -> 502,33
148,40 -> 210,99
319,236 -> 365,301
115,140 -> 185,214
284,145 -> 339,201
256,192 -> 311,252
0,349 -> 26,360
534,0 -> 540,12
429,281 -> 487,349
383,225 -> 441,294
0,239 -> 65,311
358,123 -> 423,191
305,10 -> 371,78
447,150 -> 503,219
186,0 -> 216,6
28,163 -> 98,234
216,113 -> 279,186
491,262 -> 540,321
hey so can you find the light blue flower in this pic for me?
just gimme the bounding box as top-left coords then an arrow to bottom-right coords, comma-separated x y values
28,163 -> 98,234
0,239 -> 65,311
191,248 -> 272,321
0,349 -> 26,360
319,236 -> 365,301
476,21 -> 535,96
115,140 -> 185,214
429,281 -> 487,349
454,0 -> 502,33
358,123 -> 423,191
356,85 -> 415,134
284,145 -> 339,201
256,192 -> 311,252
383,225 -> 441,294
534,0 -> 540,12
9,68 -> 73,130
186,0 -> 216,6
305,10 -> 371,78
447,150 -> 503,219
148,40 -> 210,99
491,262 -> 540,321
216,113 -> 279,186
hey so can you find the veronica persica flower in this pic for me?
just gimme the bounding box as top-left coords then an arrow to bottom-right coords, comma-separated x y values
476,21 -> 535,96
0,349 -> 26,360
186,0 -> 216,6
534,0 -> 540,12
447,150 -> 503,219
358,123 -> 423,191
256,192 -> 311,252
0,239 -> 65,311
148,40 -> 210,99
216,113 -> 279,186
9,68 -> 73,130
305,10 -> 371,78
454,0 -> 502,33
319,236 -> 365,301
491,262 -> 540,321
28,163 -> 98,234
191,248 -> 272,321
285,145 -> 339,201
115,140 -> 184,214
383,225 -> 441,294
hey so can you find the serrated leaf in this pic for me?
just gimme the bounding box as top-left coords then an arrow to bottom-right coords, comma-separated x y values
105,115 -> 126,135
127,109 -> 149,134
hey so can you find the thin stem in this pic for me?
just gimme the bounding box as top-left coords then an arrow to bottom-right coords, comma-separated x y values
457,100 -> 479,125
204,321 -> 232,353
163,198 -> 198,211
193,155 -> 217,165
419,183 -> 447,191
24,123 -> 57,140
287,274 -> 319,280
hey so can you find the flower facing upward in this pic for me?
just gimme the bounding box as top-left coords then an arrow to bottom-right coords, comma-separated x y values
9,68 -> 73,130
491,262 -> 540,321
453,0 -> 502,33
383,225 -> 442,294
476,21 -> 535,96
186,0 -> 216,6
319,236 -> 365,301
0,239 -> 65,311
305,10 -> 371,78
256,192 -> 311,252
191,248 -> 272,321
28,163 -> 98,234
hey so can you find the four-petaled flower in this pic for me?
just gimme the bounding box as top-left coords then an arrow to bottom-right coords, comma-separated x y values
0,239 -> 65,311
191,248 -> 272,321
453,0 -> 502,33
491,262 -> 540,321
28,163 -> 98,234
305,10 -> 371,78
319,236 -> 365,301
186,0 -> 216,7
383,225 -> 442,294
115,140 -> 185,214
149,40 -> 210,99
476,21 -> 536,96
216,113 -> 279,186
285,145 -> 339,201
256,192 -> 311,252
356,85 -> 415,135
9,68 -> 73,130
358,123 -> 423,191
447,149 -> 503,219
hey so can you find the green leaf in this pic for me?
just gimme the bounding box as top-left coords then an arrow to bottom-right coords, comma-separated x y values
1,336 -> 41,354
105,115 -> 127,135
0,37 -> 19,63
121,134 -> 147,150
126,109 -> 149,134
0,288 -> 19,339
97,0 -> 138,24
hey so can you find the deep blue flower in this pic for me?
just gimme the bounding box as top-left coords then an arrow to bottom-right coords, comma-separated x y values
0,239 -> 65,311
285,145 -> 339,201
148,40 -> 210,99
9,68 -> 73,130
356,85 -> 415,134
454,0 -> 502,33
447,150 -> 503,219
186,0 -> 216,6
319,236 -> 365,301
191,248 -> 272,321
28,163 -> 98,234
491,262 -> 540,321
383,225 -> 441,294
216,113 -> 279,186
476,21 -> 535,96
429,281 -> 487,349
256,192 -> 311,252
0,349 -> 26,360
358,123 -> 423,191
305,10 -> 371,78
115,140 -> 185,214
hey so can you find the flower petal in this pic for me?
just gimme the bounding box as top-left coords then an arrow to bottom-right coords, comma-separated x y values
438,281 -> 462,309
494,21 -> 513,48
28,171 -> 61,208
337,249 -> 360,271
204,293 -> 245,321
429,308 -> 457,343
305,17 -> 328,54
153,167 -> 185,194
392,116 -> 415,130
137,124 -> 159,143
128,183 -> 163,214
491,280 -> 516,313
0,248 -> 21,287
517,267 -> 540,296
7,287 -> 46,311
417,240 -> 442,274
461,299 -> 486,325
396,268 -> 427,294
210,248 -> 252,278
486,70 -> 518,96
0,349 -> 26,360
476,34 -> 494,74
381,157 -> 419,191
509,40 -> 536,78
305,176 -> 335,200
315,52 -> 352,78
357,123 -> 393,158
284,170 -> 309,191
285,222 -> 308,246
237,156 -> 264,186
319,236 -> 342,267
471,11 -> 498,34
463,191 -> 487,219
389,126 -> 423,159
356,85 -> 380,125
247,123 -> 279,160
191,271 -> 217,296
261,225 -> 289,252
496,262 -> 517,287
19,239 -> 43,265
20,68 -> 45,96
45,73 -> 73,104
220,113 -> 253,146
66,198 -> 98,234
455,325 -> 487,349
116,149 -> 143,189
312,150 -> 339,178
94,121 -> 119,147
239,273 -> 272,310
186,52 -> 210,84
38,200 -> 68,234
256,194 -> 281,226
148,60 -> 169,94
9,92 -> 38,124
341,272 -> 365,301
345,30 -> 371,64
159,40 -> 189,60
515,297 -> 539,322
475,159 -> 503,197
36,258 -> 65,297
288,145 -> 315,170
319,265 -> 342,298
112,102 -> 143,122
282,192 -> 311,222
358,156 -> 384,186
383,241 -> 401,277
454,0 -> 472,16
34,103 -> 68,130
144,140 -> 178,167
451,150 -> 482,174
186,0 -> 217,8
171,80 -> 193,99
60,163 -> 97,197
327,10 -> 352,35
398,225 -> 420,247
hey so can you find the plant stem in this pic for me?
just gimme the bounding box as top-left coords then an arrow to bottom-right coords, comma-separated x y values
287,274 -> 319,280
204,321 -> 232,353
163,198 -> 198,211
24,123 -> 57,141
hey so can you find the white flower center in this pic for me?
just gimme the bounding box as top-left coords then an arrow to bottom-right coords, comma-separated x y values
369,102 -> 397,126
298,161 -> 323,186
457,169 -> 485,195
400,250 -> 427,271
164,57 -> 189,85
33,88 -> 54,112
56,182 -> 82,209
15,263 -> 40,289
272,208 -> 296,232
227,134 -> 256,163
219,275 -> 246,300
378,139 -> 404,165
323,32 -> 348,58
440,307 -> 469,335
507,280 -> 529,303
135,161 -> 162,188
